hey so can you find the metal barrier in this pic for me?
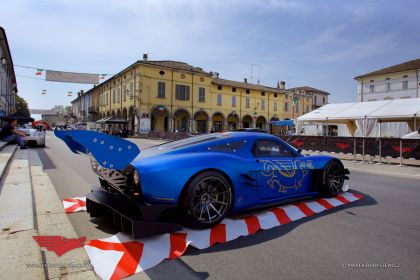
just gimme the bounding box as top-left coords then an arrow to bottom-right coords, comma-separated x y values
138,133 -> 420,161
278,135 -> 420,161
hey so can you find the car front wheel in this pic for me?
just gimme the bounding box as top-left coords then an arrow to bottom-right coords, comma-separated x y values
181,171 -> 232,229
319,160 -> 345,197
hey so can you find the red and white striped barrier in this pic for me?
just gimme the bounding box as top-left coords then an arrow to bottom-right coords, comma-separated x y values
62,197 -> 86,214
84,192 -> 363,280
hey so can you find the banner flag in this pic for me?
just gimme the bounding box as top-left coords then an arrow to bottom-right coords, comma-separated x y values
46,70 -> 99,84
36,68 -> 44,75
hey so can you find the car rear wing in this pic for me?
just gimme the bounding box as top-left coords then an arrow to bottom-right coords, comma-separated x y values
54,130 -> 140,170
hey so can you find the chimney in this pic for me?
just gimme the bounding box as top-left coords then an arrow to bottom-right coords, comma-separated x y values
244,78 -> 248,83
213,72 -> 219,79
143,53 -> 148,61
277,81 -> 285,90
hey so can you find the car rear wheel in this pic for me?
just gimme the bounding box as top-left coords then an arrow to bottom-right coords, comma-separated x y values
181,171 -> 232,229
319,160 -> 344,197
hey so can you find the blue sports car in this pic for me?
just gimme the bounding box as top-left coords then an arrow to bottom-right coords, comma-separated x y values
56,131 -> 349,237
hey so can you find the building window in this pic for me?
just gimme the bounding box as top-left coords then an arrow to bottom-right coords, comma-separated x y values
306,97 -> 309,102
246,97 -> 250,108
402,80 -> 408,90
314,95 -> 317,104
175,84 -> 190,100
218,85 -> 222,90
386,82 -> 391,91
274,93 -> 278,98
284,102 -> 288,112
232,87 -> 236,92
295,103 -> 299,113
261,99 -> 265,110
130,82 -> 134,99
306,105 -> 309,113
158,81 -> 166,99
369,85 -> 375,93
113,90 -> 116,103
322,97 -> 326,104
217,94 -> 222,106
273,101 -> 278,111
261,92 -> 265,96
123,85 -> 127,101
198,87 -> 205,102
232,96 -> 236,107
246,89 -> 250,94
118,88 -> 121,103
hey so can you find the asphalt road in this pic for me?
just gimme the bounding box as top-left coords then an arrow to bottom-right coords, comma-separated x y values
37,132 -> 420,280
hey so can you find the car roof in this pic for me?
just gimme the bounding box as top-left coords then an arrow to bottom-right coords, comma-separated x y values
235,128 -> 267,132
223,131 -> 274,138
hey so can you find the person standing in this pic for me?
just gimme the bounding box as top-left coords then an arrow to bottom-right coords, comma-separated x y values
0,118 -> 28,149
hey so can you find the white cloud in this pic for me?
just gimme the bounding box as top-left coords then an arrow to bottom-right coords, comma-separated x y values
320,32 -> 399,62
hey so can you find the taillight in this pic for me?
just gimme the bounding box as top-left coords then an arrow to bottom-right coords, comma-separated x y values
133,169 -> 139,185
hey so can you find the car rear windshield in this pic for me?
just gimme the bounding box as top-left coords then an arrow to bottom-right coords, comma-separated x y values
161,133 -> 232,150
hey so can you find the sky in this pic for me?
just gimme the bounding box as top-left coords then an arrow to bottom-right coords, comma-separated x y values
2,0 -> 420,110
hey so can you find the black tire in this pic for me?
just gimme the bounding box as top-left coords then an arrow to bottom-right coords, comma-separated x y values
180,171 -> 232,229
319,160 -> 345,197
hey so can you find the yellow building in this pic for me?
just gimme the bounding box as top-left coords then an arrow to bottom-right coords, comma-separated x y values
79,57 -> 313,134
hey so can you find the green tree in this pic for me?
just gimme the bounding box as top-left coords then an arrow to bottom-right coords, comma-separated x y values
15,95 -> 30,116
52,105 -> 65,115
64,105 -> 73,116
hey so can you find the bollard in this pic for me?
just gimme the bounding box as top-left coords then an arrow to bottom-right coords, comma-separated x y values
377,138 -> 382,165
362,138 -> 365,163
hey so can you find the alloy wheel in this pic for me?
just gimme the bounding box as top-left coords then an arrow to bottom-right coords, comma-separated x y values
189,176 -> 230,224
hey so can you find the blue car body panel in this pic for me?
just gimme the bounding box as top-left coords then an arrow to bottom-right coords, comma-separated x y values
56,131 -> 340,214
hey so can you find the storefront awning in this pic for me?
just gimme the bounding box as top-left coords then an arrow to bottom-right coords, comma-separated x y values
271,120 -> 294,126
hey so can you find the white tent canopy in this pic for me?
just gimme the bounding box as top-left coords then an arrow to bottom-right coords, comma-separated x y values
297,98 -> 420,137
367,98 -> 420,120
298,99 -> 420,122
297,103 -> 354,121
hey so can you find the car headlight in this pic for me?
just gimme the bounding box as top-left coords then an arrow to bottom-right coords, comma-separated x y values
133,170 -> 139,185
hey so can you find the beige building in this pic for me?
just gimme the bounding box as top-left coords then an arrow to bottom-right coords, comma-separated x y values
287,86 -> 329,110
355,58 -> 420,102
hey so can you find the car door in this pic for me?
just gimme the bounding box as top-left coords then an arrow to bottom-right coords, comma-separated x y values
254,139 -> 314,200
